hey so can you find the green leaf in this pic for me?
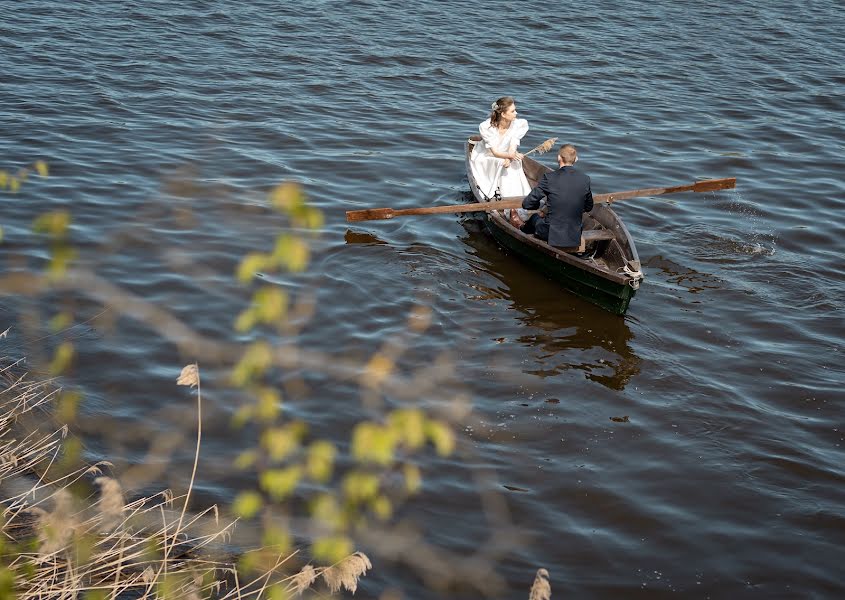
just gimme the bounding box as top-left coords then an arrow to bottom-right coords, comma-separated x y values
57,390 -> 82,423
351,422 -> 397,466
342,471 -> 380,504
49,311 -> 73,332
267,583 -> 289,600
49,341 -> 75,375
233,449 -> 258,470
259,466 -> 302,501
371,494 -> 393,521
426,420 -> 455,456
32,211 -> 71,236
254,286 -> 288,323
231,404 -> 254,429
85,591 -> 107,600
262,525 -> 292,554
403,463 -> 422,494
59,437 -> 82,470
307,440 -> 336,482
48,245 -> 77,278
232,490 -> 263,519
301,207 -> 324,230
234,307 -> 257,333
0,568 -> 16,600
261,425 -> 300,462
269,182 -> 305,212
255,386 -> 282,422
231,342 -> 273,387
389,408 -> 426,450
272,235 -> 310,272
311,535 -> 354,565
309,493 -> 344,531
236,252 -> 269,283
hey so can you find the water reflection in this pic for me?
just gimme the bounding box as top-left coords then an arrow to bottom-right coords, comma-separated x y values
344,230 -> 389,246
344,221 -> 641,390
675,223 -> 776,264
459,218 -> 641,391
645,254 -> 723,295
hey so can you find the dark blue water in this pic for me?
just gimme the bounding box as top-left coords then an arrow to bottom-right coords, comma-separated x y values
2,0 -> 844,597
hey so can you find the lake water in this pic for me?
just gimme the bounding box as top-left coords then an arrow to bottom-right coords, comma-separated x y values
2,0 -> 844,597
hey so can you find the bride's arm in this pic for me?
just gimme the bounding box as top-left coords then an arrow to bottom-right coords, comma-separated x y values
489,148 -> 515,160
509,141 -> 524,162
480,123 -> 518,161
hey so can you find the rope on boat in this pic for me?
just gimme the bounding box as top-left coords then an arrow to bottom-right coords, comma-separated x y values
618,259 -> 644,290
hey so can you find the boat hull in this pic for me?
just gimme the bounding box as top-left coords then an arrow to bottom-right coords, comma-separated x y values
483,212 -> 637,315
465,137 -> 641,315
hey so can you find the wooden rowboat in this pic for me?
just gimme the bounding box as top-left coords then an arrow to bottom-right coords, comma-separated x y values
465,135 -> 644,315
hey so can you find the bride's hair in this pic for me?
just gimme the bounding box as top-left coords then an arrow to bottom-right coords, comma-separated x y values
489,96 -> 515,127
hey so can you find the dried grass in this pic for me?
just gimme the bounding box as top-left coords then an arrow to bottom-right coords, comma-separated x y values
525,137 -> 558,156
0,365 -> 375,600
321,552 -> 372,595
95,476 -> 125,532
289,564 -> 317,596
528,568 -> 551,600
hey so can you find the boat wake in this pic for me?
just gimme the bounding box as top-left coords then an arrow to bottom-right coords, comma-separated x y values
677,223 -> 776,263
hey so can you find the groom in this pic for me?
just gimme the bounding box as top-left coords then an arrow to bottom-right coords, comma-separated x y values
521,144 -> 594,252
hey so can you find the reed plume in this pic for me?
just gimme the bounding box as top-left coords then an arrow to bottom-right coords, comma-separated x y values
525,137 -> 558,156
528,568 -> 551,600
176,363 -> 199,387
289,564 -> 317,596
321,551 -> 372,594
94,476 -> 125,532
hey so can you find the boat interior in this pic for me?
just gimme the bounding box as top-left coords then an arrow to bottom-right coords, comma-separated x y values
516,154 -> 639,276
466,136 -> 641,283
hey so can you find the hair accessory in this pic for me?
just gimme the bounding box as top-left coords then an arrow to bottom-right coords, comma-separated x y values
491,102 -> 499,111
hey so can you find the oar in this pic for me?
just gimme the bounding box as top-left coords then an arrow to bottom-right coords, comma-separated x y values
597,176 -> 736,204
345,177 -> 736,222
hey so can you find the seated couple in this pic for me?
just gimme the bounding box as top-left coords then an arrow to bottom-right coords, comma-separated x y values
469,96 -> 594,253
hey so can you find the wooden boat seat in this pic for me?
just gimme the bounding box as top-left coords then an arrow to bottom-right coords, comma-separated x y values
582,228 -> 616,241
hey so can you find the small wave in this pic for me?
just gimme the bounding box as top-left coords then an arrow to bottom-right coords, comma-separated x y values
676,223 -> 776,263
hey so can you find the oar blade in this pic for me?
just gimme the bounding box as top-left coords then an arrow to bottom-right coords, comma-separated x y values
346,208 -> 395,222
693,177 -> 736,193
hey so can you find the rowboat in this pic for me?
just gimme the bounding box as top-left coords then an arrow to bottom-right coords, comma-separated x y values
465,135 -> 644,315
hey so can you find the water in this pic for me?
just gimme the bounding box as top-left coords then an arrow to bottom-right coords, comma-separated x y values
2,0 -> 844,597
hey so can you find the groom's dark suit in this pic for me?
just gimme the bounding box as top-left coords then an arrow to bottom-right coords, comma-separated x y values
521,165 -> 594,248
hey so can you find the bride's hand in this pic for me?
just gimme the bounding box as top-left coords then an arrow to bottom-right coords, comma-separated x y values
514,152 -> 524,161
502,158 -> 512,168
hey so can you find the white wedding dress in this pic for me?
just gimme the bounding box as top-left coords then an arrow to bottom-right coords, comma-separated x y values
470,118 -> 533,221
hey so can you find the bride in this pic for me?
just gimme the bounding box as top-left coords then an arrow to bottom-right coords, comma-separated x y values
469,96 -> 532,224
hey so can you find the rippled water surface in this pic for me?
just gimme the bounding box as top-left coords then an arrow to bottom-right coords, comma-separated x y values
2,0 -> 844,597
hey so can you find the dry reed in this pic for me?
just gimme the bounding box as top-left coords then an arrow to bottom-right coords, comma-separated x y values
289,564 -> 317,596
524,137 -> 558,156
0,364 -> 377,600
528,568 -> 551,600
320,552 -> 372,595
1,173 -> 535,599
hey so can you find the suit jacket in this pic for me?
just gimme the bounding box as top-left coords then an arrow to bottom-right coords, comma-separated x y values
522,165 -> 594,247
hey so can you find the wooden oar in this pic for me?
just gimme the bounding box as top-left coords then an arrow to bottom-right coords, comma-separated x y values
596,176 -> 736,204
345,177 -> 736,222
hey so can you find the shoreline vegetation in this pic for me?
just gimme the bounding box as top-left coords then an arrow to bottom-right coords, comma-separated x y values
0,361 -> 371,598
0,363 -> 549,599
1,167 -> 549,598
